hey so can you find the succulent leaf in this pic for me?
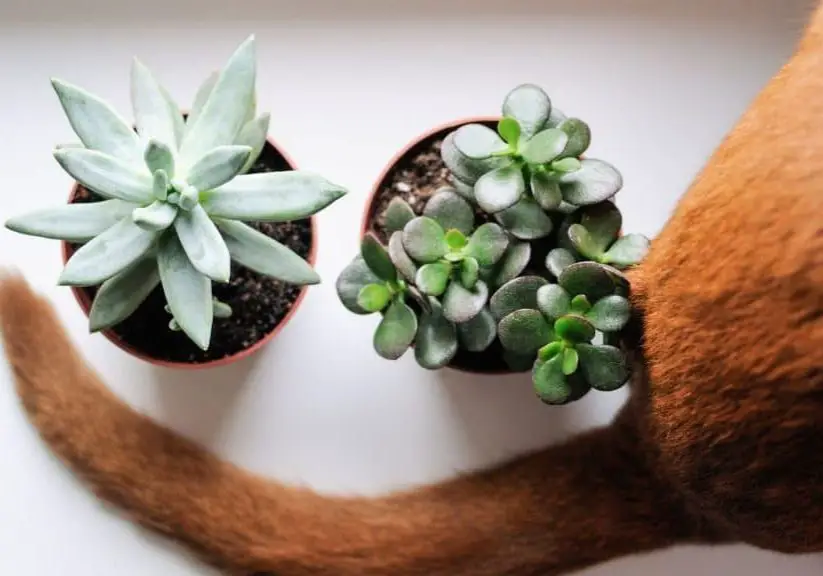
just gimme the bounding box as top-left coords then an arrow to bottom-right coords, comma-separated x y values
387,231 -> 417,282
570,294 -> 592,314
538,340 -> 565,361
545,247 -> 578,278
423,188 -> 475,236
489,240 -> 531,289
448,175 -> 475,201
383,197 -> 416,235
493,196 -> 553,240
53,148 -> 153,204
536,284 -> 571,320
557,118 -> 591,158
361,233 -> 397,282
558,261 -> 617,303
530,172 -> 562,211
234,113 -> 270,173
157,232 -> 213,350
489,275 -> 548,320
554,315 -> 596,343
465,222 -> 509,266
453,123 -> 508,159
521,128 -> 568,165
187,71 -> 219,131
445,229 -> 468,251
498,309 -> 552,354
547,106 -> 568,128
551,157 -> 582,173
216,218 -> 320,285
157,83 -> 186,148
442,279 -> 488,323
185,145 -> 252,191
373,299 -> 418,360
4,199 -> 135,242
336,255 -> 381,314
201,171 -> 347,221
152,169 -> 169,200
415,301 -> 459,370
212,299 -> 233,318
131,58 -> 180,151
132,200 -> 178,231
441,131 -> 508,185
497,117 -> 521,146
88,256 -> 160,331
580,201 -> 622,252
173,204 -> 231,282
456,307 -> 497,352
474,164 -> 524,214
585,294 -> 631,332
602,233 -> 651,267
415,261 -> 452,296
533,356 -> 588,405
144,139 -> 175,177
357,283 -> 391,313
502,84 -> 551,138
561,347 -> 579,376
576,343 -> 630,391
401,216 -> 447,263
567,224 -> 603,260
460,257 -> 479,289
559,159 -> 623,205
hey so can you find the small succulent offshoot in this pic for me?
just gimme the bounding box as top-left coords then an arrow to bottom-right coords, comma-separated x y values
5,35 -> 347,351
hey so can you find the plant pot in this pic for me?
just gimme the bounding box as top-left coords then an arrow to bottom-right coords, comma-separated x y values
62,136 -> 318,370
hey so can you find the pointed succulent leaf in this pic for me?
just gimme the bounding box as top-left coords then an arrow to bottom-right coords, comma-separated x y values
497,117 -> 521,147
560,159 -> 623,205
554,315 -> 596,343
546,247 -> 578,278
88,256 -> 160,331
336,256 -> 381,314
533,356 -> 573,405
132,200 -> 178,231
387,231 -> 417,282
460,257 -> 479,289
423,188 -> 474,236
373,299 -> 418,360
562,347 -> 579,376
453,123 -> 509,159
131,58 -> 180,150
502,84 -> 551,138
216,218 -> 319,285
442,279 -> 488,323
558,261 -> 617,303
557,118 -> 591,158
361,233 -> 397,282
580,201 -> 622,252
153,169 -> 169,200
158,83 -> 186,148
53,148 -> 153,204
201,171 -> 346,221
157,232 -> 213,350
415,261 -> 452,296
173,204 -> 231,282
489,275 -> 548,320
489,240 -> 531,290
5,199 -> 135,242
440,131 -> 508,185
585,294 -> 631,332
383,197 -> 416,234
521,128 -> 568,165
58,217 -> 157,286
357,283 -> 391,313
602,234 -> 651,267
530,172 -> 562,211
178,184 -> 199,211
187,70 -> 219,131
493,196 -> 553,240
51,78 -> 143,164
185,145 -> 252,191
536,284 -> 571,320
551,157 -> 582,173
474,164 -> 525,213
180,36 -> 257,168
498,309 -> 552,354
577,343 -> 630,391
401,216 -> 447,263
456,307 -> 497,352
567,224 -> 603,260
235,113 -> 270,173
415,301 -> 458,370
465,222 -> 509,266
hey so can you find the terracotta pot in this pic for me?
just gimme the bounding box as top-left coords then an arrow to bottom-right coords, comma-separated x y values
62,136 -> 317,370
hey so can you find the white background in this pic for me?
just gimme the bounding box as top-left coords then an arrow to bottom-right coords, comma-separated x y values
1,0 -> 822,574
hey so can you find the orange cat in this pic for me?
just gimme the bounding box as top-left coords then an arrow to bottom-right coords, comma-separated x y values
1,2 -> 823,574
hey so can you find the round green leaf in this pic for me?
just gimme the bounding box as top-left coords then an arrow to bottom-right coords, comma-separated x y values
498,309 -> 552,354
489,241 -> 531,289
493,196 -> 554,240
489,275 -> 549,321
456,306 -> 497,352
580,201 -> 622,252
576,343 -> 630,391
423,188 -> 475,236
570,294 -> 592,314
602,233 -> 651,268
497,117 -> 521,146
567,224 -> 603,260
557,118 -> 591,158
441,131 -> 508,185
415,261 -> 452,296
388,231 -> 417,282
532,356 -> 572,405
466,222 -> 509,266
442,279 -> 489,324
502,84 -> 551,138
449,175 -> 475,201
361,233 -> 397,282
545,247 -> 578,278
559,159 -> 623,206
383,197 -> 416,235
335,256 -> 381,315
521,128 -> 568,165
536,284 -> 571,320
547,106 -> 568,129
558,261 -> 617,303
530,172 -> 562,211
585,294 -> 630,332
551,157 -> 582,173
554,315 -> 596,344
445,229 -> 468,251
357,283 -> 391,312
461,256 -> 479,289
474,164 -> 525,214
402,216 -> 447,263
373,299 -> 418,360
415,301 -> 458,370
453,123 -> 509,159
562,347 -> 579,376
538,340 -> 564,362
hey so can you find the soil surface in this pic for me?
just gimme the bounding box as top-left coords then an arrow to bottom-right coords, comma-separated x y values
68,142 -> 313,364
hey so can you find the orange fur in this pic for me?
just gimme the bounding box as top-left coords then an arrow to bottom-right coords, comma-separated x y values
2,2 -> 823,574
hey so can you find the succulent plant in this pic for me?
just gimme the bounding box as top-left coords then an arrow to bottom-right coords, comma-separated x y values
5,35 -> 347,350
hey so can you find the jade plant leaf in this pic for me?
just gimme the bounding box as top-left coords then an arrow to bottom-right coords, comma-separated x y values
567,224 -> 602,261
383,197 -> 416,235
415,261 -> 452,296
88,256 -> 160,332
361,233 -> 397,282
536,284 -> 571,320
387,231 -> 417,282
357,283 -> 391,313
185,145 -> 252,191
497,117 -> 521,146
533,356 -> 571,404
441,132 -> 508,185
474,164 -> 524,214
498,309 -> 552,354
373,299 -> 418,360
402,216 -> 448,263
559,159 -> 623,206
558,261 -> 617,303
557,118 -> 591,158
449,175 -> 476,201
131,58 -> 180,151
456,307 -> 497,352
235,113 -> 271,173
547,106 -> 568,128
415,300 -> 458,370
466,222 -> 509,266
173,204 -> 231,283
489,275 -> 549,321
602,233 -> 651,267
554,315 -> 596,343
521,128 -> 568,165
4,199 -> 136,242
488,240 -> 531,290
144,139 -> 176,177
576,343 -> 630,391
504,350 -> 538,372
493,197 -> 553,240
580,201 -> 622,253
585,294 -> 630,332
442,280 -> 488,323
561,347 -> 579,376
453,123 -> 508,159
53,148 -> 153,204
460,257 -> 479,289
551,157 -> 582,173
530,172 -> 562,211
545,247 -> 578,278
335,255 -> 381,314
423,188 -> 475,236
502,84 -> 551,139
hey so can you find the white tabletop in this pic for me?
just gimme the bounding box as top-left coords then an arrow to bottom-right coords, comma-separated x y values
1,0 -> 822,574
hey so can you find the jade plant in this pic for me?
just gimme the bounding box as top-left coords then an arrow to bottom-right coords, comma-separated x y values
5,35 -> 347,350
338,83 -> 650,405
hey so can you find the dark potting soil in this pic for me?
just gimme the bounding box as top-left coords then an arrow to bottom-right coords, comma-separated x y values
68,142 -> 313,364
